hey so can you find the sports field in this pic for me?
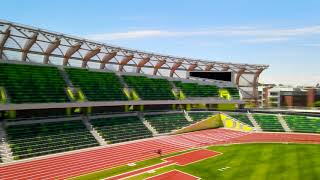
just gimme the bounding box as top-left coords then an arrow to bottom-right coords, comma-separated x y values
72,143 -> 320,180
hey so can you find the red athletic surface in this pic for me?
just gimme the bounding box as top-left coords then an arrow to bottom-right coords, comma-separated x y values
106,149 -> 219,179
105,161 -> 173,180
0,129 -> 320,180
164,149 -> 220,166
147,170 -> 198,180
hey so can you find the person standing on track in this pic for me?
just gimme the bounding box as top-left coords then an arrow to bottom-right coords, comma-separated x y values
156,149 -> 162,157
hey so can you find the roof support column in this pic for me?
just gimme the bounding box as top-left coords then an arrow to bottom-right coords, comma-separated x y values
235,68 -> 246,86
205,63 -> 214,71
118,54 -> 134,71
63,42 -> 82,66
136,56 -> 150,73
252,68 -> 264,106
43,38 -> 60,64
21,32 -> 38,61
0,26 -> 10,59
81,47 -> 101,68
100,51 -> 117,69
169,60 -> 183,77
153,59 -> 166,75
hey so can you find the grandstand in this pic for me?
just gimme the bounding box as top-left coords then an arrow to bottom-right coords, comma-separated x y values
0,20 -> 320,180
283,115 -> 320,133
252,114 -> 285,132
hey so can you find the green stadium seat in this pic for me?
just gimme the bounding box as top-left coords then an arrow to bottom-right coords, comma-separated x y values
65,68 -> 127,101
0,63 -> 69,104
253,114 -> 285,132
174,81 -> 219,98
228,113 -> 253,126
6,120 -> 99,160
90,116 -> 153,144
122,75 -> 175,100
283,115 -> 320,133
188,112 -> 214,122
145,113 -> 190,133
225,87 -> 240,99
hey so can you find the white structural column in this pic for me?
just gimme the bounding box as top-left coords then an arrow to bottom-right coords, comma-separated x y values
63,42 -> 82,66
21,32 -> 38,61
43,38 -> 61,64
81,47 -> 101,68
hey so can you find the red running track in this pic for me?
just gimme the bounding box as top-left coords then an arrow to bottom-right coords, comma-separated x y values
0,129 -> 320,180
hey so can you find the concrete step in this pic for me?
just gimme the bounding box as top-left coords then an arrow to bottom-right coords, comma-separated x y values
82,117 -> 107,146
0,123 -> 14,162
247,112 -> 262,132
183,110 -> 193,122
277,114 -> 292,132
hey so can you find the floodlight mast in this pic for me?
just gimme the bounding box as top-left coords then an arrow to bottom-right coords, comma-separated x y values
0,20 -> 269,104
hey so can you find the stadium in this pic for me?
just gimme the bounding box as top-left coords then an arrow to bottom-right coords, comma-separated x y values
0,19 -> 319,180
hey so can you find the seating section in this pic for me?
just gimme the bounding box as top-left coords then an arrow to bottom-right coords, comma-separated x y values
253,114 -> 285,132
65,68 -> 127,101
228,113 -> 253,126
122,75 -> 175,100
6,120 -> 99,160
188,112 -> 214,122
225,87 -> 240,99
145,113 -> 190,133
174,81 -> 219,98
0,63 -> 69,103
90,116 -> 153,144
283,115 -> 320,133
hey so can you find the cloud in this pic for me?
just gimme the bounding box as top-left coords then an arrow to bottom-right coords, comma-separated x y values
85,25 -> 320,43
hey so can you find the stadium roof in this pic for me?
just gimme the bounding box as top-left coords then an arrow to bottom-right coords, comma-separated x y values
0,19 -> 268,101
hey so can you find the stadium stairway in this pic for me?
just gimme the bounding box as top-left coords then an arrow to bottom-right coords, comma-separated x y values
81,117 -> 107,146
276,114 -> 292,132
247,112 -> 262,131
183,110 -> 193,122
138,113 -> 158,135
0,123 -> 14,162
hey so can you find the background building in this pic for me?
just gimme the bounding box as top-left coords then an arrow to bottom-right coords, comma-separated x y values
258,84 -> 320,108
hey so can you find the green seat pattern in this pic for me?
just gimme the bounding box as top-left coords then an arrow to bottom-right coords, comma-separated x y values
90,116 -> 153,144
283,115 -> 320,133
188,112 -> 214,122
174,81 -> 219,98
65,68 -> 127,101
253,114 -> 285,132
122,75 -> 175,100
145,113 -> 190,133
0,63 -> 69,103
6,121 -> 99,160
228,113 -> 253,126
225,87 -> 240,99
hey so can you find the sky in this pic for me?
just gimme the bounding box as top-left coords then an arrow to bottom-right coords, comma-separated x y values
1,0 -> 320,86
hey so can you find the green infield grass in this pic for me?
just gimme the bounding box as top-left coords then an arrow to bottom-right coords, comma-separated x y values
71,143 -> 320,180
